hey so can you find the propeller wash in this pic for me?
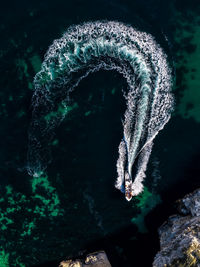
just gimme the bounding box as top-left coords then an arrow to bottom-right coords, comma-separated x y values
28,21 -> 174,201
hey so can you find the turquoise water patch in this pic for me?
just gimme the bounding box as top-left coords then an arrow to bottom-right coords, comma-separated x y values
0,175 -> 63,266
172,8 -> 200,122
29,53 -> 42,73
131,187 -> 161,233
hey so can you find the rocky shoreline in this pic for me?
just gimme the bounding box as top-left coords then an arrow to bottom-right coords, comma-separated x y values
58,189 -> 200,267
153,189 -> 200,267
59,251 -> 112,267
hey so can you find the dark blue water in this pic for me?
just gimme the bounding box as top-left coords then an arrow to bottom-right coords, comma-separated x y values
0,0 -> 200,266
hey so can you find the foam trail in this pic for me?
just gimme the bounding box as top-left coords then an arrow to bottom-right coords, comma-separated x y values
28,21 -> 174,201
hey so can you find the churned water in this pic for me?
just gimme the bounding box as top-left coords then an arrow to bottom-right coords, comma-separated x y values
0,0 -> 200,266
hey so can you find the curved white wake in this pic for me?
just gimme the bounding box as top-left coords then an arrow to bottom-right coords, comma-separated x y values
28,21 -> 174,201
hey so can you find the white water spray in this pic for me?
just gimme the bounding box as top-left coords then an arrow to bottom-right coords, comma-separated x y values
28,21 -> 174,201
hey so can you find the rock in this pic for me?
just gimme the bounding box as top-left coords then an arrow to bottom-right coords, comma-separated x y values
59,251 -> 112,267
153,189 -> 200,267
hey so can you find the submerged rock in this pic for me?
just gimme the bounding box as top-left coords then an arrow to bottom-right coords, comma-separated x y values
59,251 -> 112,267
153,189 -> 200,267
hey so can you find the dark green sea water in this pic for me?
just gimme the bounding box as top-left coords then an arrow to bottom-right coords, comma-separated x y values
0,0 -> 200,266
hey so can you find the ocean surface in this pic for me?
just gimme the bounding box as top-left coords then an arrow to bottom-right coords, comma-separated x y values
0,0 -> 200,266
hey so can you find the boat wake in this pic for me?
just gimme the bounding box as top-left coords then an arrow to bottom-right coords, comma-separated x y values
27,21 -> 174,201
